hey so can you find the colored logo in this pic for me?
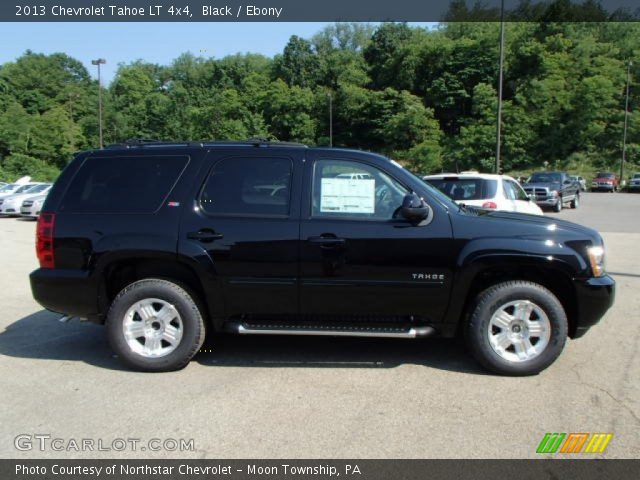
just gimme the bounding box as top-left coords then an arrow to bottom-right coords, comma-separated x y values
536,433 -> 613,454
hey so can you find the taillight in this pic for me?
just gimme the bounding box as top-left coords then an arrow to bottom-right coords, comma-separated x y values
482,201 -> 497,209
36,213 -> 55,269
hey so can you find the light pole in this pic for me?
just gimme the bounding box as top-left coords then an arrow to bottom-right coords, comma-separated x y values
621,60 -> 632,183
91,58 -> 106,149
495,0 -> 505,174
328,92 -> 333,147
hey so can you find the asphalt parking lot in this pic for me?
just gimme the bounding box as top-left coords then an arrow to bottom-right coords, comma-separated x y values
0,192 -> 638,459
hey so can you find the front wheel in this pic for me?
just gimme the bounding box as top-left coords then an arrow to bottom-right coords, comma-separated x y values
570,193 -> 579,209
106,278 -> 206,372
554,197 -> 562,212
465,281 -> 568,376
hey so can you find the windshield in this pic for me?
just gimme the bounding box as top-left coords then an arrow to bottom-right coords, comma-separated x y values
24,184 -> 50,194
14,184 -> 38,194
388,160 -> 459,210
0,184 -> 17,193
529,173 -> 561,184
597,172 -> 615,179
634,174 -> 640,179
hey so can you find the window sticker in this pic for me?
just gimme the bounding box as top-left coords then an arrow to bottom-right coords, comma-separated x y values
320,178 -> 375,213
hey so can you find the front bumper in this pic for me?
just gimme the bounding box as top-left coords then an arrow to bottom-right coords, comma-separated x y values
628,184 -> 640,191
572,274 -> 615,338
0,204 -> 20,215
20,206 -> 38,217
592,184 -> 615,191
533,198 -> 559,207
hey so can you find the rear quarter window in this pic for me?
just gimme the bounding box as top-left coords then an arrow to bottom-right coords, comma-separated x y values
60,155 -> 189,213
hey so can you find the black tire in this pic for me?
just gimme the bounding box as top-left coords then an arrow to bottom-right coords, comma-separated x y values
570,193 -> 579,209
465,281 -> 568,376
554,197 -> 562,212
106,278 -> 206,372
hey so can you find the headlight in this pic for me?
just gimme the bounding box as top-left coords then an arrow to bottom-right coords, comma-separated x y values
587,245 -> 605,277
550,190 -> 558,197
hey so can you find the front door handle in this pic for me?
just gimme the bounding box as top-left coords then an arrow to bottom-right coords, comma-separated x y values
308,235 -> 346,248
187,229 -> 224,242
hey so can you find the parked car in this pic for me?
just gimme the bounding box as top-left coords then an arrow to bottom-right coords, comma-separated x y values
591,172 -> 620,192
423,173 -> 543,215
523,172 -> 580,212
0,183 -> 51,216
20,193 -> 49,218
570,175 -> 587,192
30,140 -> 614,376
627,173 -> 640,193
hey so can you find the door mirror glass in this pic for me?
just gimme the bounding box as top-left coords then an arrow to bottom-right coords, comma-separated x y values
400,193 -> 429,222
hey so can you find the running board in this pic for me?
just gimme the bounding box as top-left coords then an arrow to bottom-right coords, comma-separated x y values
228,323 -> 435,339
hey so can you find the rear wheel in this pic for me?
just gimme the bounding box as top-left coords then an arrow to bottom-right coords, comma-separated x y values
465,281 -> 568,376
106,278 -> 206,372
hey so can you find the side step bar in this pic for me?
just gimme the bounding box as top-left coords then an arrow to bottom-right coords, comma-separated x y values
228,323 -> 435,339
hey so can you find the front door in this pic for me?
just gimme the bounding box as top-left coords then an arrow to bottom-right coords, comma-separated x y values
180,151 -> 302,318
299,153 -> 454,323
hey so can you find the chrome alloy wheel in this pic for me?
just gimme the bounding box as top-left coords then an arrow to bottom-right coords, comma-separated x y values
122,298 -> 183,358
487,300 -> 551,363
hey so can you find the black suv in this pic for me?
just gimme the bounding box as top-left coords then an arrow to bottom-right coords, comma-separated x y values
30,141 -> 615,375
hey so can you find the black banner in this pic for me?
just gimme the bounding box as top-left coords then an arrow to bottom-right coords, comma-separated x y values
2,0 -> 639,22
2,460 -> 640,480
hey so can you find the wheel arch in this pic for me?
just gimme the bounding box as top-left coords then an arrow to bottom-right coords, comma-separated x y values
446,254 -> 579,338
97,255 -> 219,328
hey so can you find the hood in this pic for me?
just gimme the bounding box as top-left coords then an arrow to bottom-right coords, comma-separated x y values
525,182 -> 561,189
473,209 -> 600,240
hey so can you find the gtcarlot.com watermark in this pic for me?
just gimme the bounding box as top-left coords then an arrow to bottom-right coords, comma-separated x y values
14,434 -> 195,452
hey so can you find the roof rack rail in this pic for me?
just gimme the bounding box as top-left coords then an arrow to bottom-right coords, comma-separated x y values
103,138 -> 308,149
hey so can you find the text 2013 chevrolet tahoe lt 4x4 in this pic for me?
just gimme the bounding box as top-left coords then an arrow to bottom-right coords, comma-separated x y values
30,140 -> 615,375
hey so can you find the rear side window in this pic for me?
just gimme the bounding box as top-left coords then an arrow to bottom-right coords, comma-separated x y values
61,155 -> 188,213
200,157 -> 292,216
425,178 -> 497,201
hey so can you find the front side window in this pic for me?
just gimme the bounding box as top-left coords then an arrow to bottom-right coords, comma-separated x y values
200,157 -> 292,216
312,159 -> 409,220
511,180 -> 530,201
503,180 -> 529,201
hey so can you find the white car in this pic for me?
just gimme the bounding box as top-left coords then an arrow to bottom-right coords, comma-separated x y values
20,193 -> 48,218
0,183 -> 51,216
423,173 -> 543,215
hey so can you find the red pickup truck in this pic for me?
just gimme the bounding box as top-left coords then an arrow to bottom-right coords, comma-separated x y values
591,172 -> 620,192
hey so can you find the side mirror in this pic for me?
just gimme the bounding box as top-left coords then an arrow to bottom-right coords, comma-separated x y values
563,180 -> 572,185
400,193 -> 429,222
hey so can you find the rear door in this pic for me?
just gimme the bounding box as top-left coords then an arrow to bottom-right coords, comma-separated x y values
179,149 -> 303,319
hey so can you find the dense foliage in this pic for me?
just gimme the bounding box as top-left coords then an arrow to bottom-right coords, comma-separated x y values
0,21 -> 638,181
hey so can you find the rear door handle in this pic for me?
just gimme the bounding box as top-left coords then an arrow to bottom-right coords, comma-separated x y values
187,229 -> 224,242
308,235 -> 346,248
